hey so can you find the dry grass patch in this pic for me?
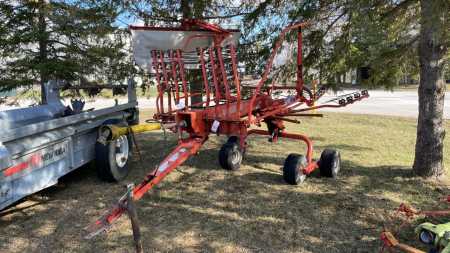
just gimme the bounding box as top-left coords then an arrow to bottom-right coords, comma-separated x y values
1,109 -> 450,252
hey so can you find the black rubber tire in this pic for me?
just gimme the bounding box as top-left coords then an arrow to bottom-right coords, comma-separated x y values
219,142 -> 243,170
95,119 -> 133,182
283,153 -> 307,185
227,136 -> 247,156
319,148 -> 341,177
227,136 -> 239,143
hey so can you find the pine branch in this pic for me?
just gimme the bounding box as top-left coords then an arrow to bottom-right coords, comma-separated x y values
379,0 -> 416,22
202,12 -> 250,20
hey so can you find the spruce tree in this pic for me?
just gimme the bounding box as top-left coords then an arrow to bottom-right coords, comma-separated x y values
0,0 -> 129,104
243,0 -> 449,180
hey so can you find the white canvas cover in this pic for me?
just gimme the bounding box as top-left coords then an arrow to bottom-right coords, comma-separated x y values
131,29 -> 240,73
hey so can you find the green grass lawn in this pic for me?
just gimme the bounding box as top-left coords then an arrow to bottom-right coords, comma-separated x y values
13,82 -> 450,102
1,110 -> 449,252
15,86 -> 176,101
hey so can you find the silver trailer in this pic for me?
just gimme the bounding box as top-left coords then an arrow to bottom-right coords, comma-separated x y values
0,80 -> 139,210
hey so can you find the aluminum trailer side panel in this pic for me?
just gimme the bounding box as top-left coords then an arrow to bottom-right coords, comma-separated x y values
0,102 -> 138,143
1,111 -> 132,160
0,79 -> 139,210
0,113 -> 132,210
9,158 -> 68,208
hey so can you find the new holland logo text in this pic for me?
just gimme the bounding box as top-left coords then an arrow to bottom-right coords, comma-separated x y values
41,147 -> 66,162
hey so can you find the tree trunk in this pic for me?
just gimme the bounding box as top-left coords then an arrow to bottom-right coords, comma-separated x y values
180,0 -> 191,18
189,69 -> 203,106
356,65 -> 362,84
413,0 -> 448,180
38,2 -> 48,105
180,0 -> 204,106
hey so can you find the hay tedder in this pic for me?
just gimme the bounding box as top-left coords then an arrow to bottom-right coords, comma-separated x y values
381,196 -> 450,253
83,19 -> 369,244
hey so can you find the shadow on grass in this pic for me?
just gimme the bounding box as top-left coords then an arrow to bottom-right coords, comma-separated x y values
0,130 -> 447,252
0,197 -> 53,219
313,143 -> 374,153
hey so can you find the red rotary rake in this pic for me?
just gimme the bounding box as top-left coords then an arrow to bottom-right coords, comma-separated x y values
84,19 -> 369,241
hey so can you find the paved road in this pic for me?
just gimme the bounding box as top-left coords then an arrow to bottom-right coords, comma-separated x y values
2,89 -> 450,119
316,89 -> 450,119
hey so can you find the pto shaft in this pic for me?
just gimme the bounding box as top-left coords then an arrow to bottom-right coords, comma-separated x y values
96,121 -> 187,146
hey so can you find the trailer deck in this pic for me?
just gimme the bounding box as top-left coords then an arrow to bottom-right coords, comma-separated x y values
0,79 -> 139,210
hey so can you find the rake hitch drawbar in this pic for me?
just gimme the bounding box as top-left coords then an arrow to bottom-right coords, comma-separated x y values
83,19 -> 370,247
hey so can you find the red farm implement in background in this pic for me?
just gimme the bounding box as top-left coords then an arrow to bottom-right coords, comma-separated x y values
381,196 -> 450,253
84,19 -> 369,243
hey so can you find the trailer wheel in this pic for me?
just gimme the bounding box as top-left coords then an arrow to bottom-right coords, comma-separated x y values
319,148 -> 340,177
283,153 -> 307,185
95,119 -> 133,182
219,143 -> 243,170
227,136 -> 247,156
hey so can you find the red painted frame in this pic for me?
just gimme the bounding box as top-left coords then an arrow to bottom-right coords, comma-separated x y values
85,19 -> 369,238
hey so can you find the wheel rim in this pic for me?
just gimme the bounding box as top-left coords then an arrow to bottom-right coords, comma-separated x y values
231,149 -> 240,164
332,157 -> 340,175
115,135 -> 129,167
297,172 -> 306,183
296,161 -> 307,183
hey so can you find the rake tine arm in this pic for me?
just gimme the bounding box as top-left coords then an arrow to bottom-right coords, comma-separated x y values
386,203 -> 416,230
316,90 -> 370,104
415,210 -> 450,215
380,231 -> 426,253
268,116 -> 300,124
291,93 -> 370,113
423,195 -> 450,220
247,21 -> 310,123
